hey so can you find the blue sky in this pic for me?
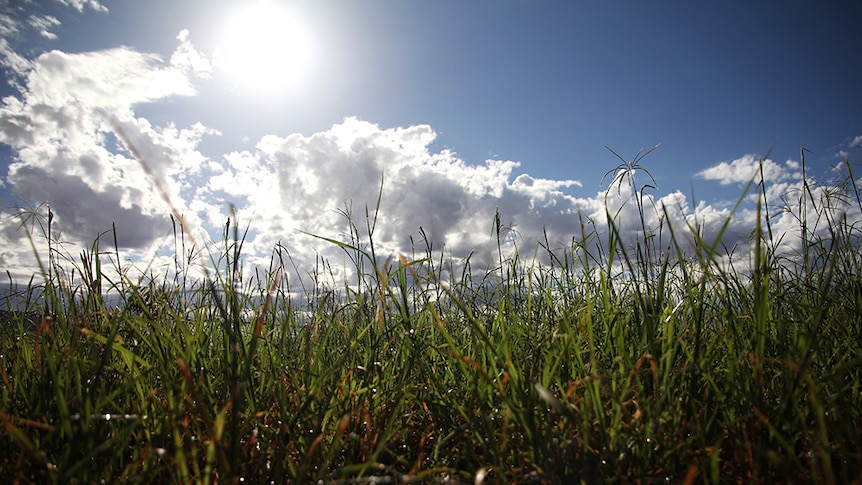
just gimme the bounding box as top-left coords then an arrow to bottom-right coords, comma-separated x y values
0,0 -> 860,286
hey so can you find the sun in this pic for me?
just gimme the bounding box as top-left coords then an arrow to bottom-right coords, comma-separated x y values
215,1 -> 313,93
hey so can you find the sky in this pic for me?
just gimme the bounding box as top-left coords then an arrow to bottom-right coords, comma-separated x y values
0,0 -> 860,293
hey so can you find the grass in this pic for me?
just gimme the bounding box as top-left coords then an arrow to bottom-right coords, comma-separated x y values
1,151 -> 861,483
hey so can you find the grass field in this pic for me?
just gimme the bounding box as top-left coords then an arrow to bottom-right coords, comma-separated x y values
1,158 -> 861,483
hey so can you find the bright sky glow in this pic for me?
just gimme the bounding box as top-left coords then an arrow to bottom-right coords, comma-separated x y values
0,1 -> 860,290
213,1 -> 313,94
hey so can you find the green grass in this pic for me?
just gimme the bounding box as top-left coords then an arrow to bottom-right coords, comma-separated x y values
1,155 -> 861,483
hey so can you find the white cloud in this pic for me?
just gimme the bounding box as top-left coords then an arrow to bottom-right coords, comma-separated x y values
202,118 -> 752,289
696,154 -> 800,186
182,117 -> 601,287
5,88 -> 861,288
0,12 -> 32,79
851,135 -> 862,147
0,38 -> 212,267
0,12 -> 17,38
0,30 -> 859,292
27,49 -> 194,109
0,0 -> 110,85
55,0 -> 108,13
27,14 -> 61,40
170,29 -> 212,77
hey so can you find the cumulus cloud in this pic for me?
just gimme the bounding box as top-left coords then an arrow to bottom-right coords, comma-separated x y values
193,118 -> 781,291
214,118 -> 595,275
0,36 -> 214,283
233,121 -> 859,292
696,154 -> 800,186
4,92 -> 861,288
0,23 -> 860,292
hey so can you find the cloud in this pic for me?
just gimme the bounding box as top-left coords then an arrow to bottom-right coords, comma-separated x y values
0,12 -> 32,79
0,38 -> 212,266
0,11 -> 17,38
198,118 -> 772,290
696,154 -> 800,186
0,29 -> 859,291
0,1 -> 110,82
5,94 -> 861,288
27,15 -> 61,40
26,49 -> 194,109
55,0 -> 108,13
171,29 -> 212,77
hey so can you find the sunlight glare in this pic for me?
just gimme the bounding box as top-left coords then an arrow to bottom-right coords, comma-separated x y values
215,1 -> 313,93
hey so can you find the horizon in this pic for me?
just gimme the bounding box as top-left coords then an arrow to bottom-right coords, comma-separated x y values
1,1 -> 861,289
